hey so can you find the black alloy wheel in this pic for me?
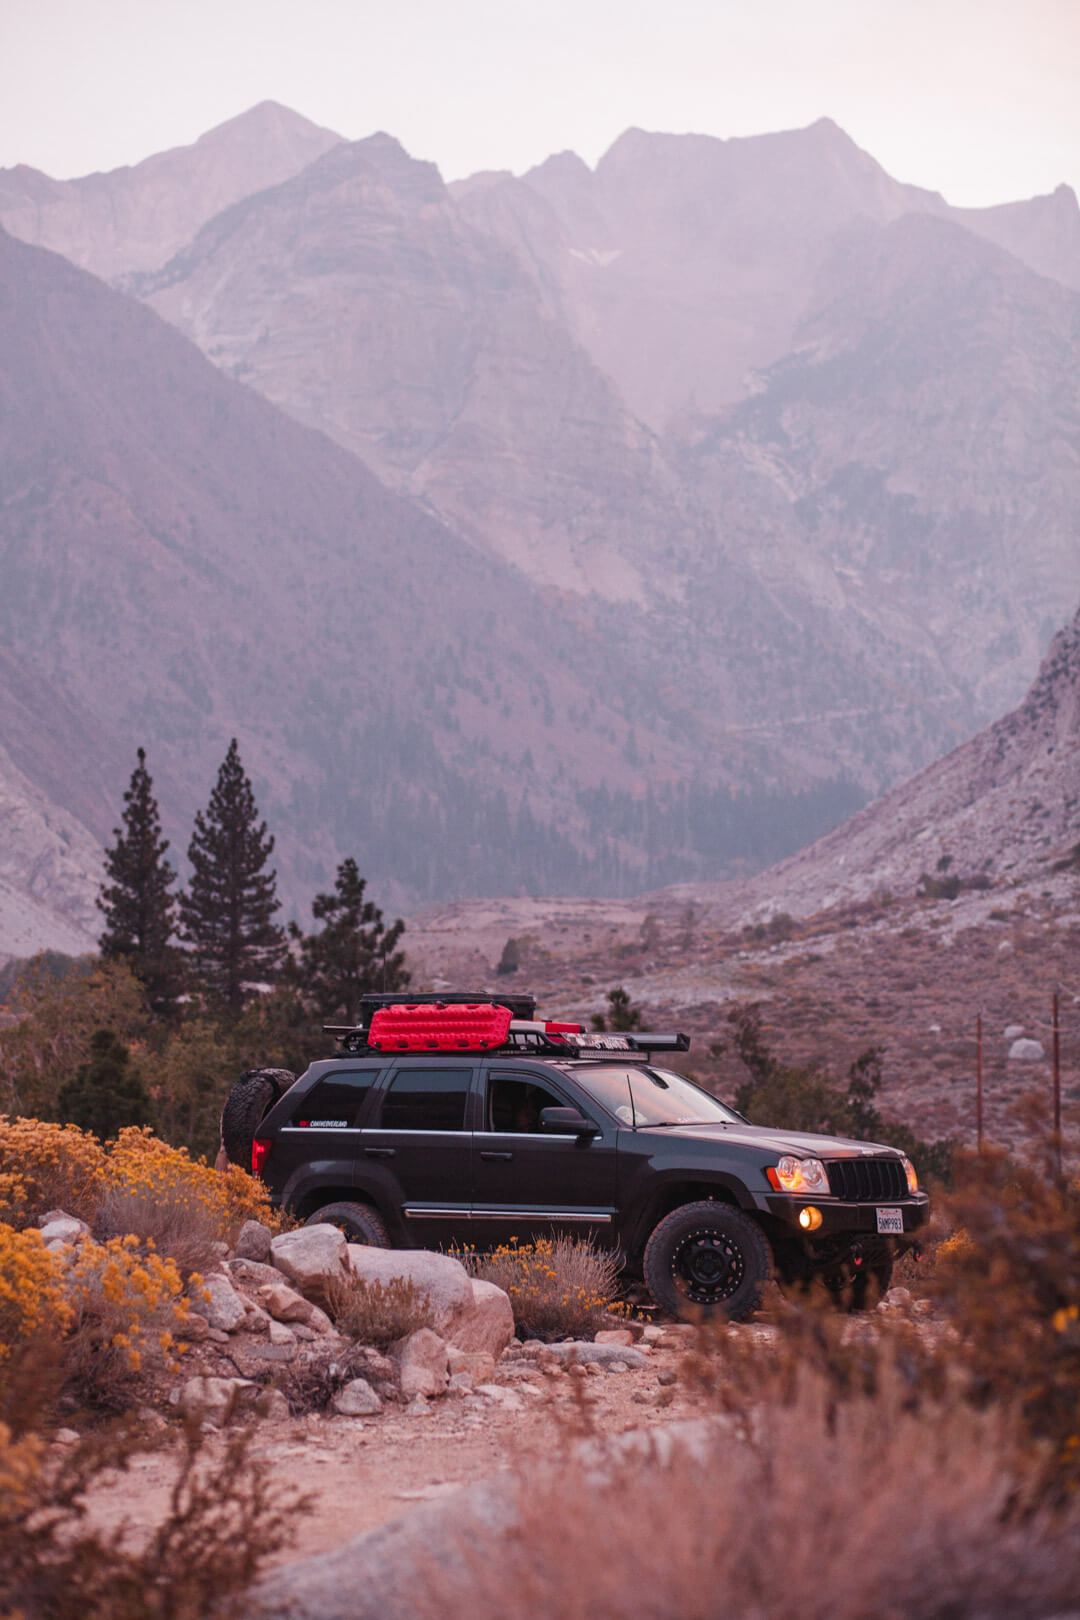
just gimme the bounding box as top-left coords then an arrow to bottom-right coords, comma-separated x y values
643,1201 -> 773,1323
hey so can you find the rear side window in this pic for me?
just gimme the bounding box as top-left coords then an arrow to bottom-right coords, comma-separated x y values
293,1069 -> 381,1128
379,1068 -> 472,1132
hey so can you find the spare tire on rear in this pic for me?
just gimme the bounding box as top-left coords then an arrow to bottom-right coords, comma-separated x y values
220,1068 -> 296,1169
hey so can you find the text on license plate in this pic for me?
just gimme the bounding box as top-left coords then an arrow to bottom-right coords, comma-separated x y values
876,1208 -> 904,1235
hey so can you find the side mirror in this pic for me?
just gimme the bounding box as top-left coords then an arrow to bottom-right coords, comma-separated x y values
539,1106 -> 597,1137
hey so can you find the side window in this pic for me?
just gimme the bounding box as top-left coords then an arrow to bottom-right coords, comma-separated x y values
488,1075 -> 567,1133
292,1069 -> 381,1129
379,1068 -> 472,1132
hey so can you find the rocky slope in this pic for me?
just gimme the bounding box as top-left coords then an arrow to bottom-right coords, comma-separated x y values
0,102 -> 342,280
701,603 -> 1080,922
135,134 -> 705,604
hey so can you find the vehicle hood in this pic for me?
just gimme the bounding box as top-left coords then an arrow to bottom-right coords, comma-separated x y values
641,1122 -> 903,1159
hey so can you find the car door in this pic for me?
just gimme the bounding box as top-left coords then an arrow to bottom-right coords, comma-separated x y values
360,1062 -> 475,1249
471,1066 -> 619,1248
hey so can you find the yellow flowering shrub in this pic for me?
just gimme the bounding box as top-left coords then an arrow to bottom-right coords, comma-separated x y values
469,1236 -> 618,1339
0,1116 -> 107,1225
98,1127 -> 277,1275
63,1233 -> 188,1408
0,1224 -> 71,1364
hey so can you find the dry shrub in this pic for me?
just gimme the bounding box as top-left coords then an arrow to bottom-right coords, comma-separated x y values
0,1116 -> 107,1224
61,1234 -> 189,1411
0,1413 -> 306,1620
324,1271 -> 435,1349
96,1127 -> 277,1277
417,1364 -> 1080,1620
468,1236 -> 618,1339
930,1145 -> 1080,1495
275,1341 -> 378,1414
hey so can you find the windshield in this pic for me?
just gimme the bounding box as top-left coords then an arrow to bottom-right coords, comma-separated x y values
570,1065 -> 743,1128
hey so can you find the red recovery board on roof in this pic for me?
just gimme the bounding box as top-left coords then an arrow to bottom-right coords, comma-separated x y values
367,1001 -> 512,1052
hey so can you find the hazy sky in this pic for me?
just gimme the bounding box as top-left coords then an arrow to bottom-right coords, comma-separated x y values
1,0 -> 1077,204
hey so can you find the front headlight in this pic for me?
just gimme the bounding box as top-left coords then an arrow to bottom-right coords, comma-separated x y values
901,1155 -> 919,1195
768,1155 -> 830,1195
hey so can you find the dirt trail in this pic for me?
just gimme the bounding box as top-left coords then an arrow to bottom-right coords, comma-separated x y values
82,1344 -> 693,1568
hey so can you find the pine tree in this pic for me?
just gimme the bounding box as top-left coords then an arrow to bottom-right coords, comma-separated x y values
288,857 -> 408,1023
57,1027 -> 153,1139
97,747 -> 181,1014
178,739 -> 284,1010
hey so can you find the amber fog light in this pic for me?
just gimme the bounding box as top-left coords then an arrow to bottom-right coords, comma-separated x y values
798,1206 -> 823,1231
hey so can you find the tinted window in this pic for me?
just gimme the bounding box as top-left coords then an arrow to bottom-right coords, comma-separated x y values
379,1068 -> 472,1132
565,1064 -> 743,1127
293,1069 -> 381,1128
488,1076 -> 567,1133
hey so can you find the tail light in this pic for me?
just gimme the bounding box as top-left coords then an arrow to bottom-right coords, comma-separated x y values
251,1137 -> 271,1179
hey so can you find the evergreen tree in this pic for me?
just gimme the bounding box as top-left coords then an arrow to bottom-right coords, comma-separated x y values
288,858 -> 408,1023
178,739 -> 284,1010
97,747 -> 181,1013
56,1028 -> 153,1139
591,986 -> 643,1032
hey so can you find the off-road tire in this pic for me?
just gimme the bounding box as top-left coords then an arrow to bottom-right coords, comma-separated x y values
220,1068 -> 296,1168
644,1200 -> 773,1322
308,1201 -> 390,1247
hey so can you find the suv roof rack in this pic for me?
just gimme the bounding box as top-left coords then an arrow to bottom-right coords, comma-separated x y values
324,997 -> 689,1059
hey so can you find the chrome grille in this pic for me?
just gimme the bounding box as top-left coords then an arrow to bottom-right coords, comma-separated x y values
825,1156 -> 907,1202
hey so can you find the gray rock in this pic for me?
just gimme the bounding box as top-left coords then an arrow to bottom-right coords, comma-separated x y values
1004,1023 -> 1025,1040
39,1214 -> 91,1246
256,1388 -> 291,1420
332,1378 -> 382,1417
1009,1037 -> 1045,1062
391,1328 -> 448,1399
474,1384 -> 523,1411
234,1219 -> 273,1262
227,1257 -> 283,1289
539,1341 -> 649,1369
178,1376 -> 254,1426
199,1273 -> 249,1333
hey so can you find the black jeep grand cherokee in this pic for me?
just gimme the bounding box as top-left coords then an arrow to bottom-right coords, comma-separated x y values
249,993 -> 929,1320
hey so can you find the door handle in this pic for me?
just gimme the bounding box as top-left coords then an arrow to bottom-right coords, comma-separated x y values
365,1146 -> 396,1158
480,1150 -> 513,1161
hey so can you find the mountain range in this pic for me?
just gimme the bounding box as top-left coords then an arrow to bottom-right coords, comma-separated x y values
1,104 -> 1078,955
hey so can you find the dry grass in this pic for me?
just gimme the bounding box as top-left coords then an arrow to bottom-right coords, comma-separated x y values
0,1412 -> 307,1620
466,1236 -> 618,1340
323,1271 -> 435,1350
413,1362 -> 1080,1620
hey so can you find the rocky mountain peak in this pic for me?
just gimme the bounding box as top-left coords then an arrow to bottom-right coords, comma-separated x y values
0,101 -> 342,279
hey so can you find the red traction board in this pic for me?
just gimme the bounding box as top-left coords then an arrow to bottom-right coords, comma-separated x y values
367,1001 -> 512,1052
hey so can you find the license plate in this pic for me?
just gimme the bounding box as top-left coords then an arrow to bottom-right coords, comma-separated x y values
876,1208 -> 904,1235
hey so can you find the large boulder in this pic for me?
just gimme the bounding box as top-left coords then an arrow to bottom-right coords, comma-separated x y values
346,1247 -> 513,1356
271,1225 -> 349,1300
